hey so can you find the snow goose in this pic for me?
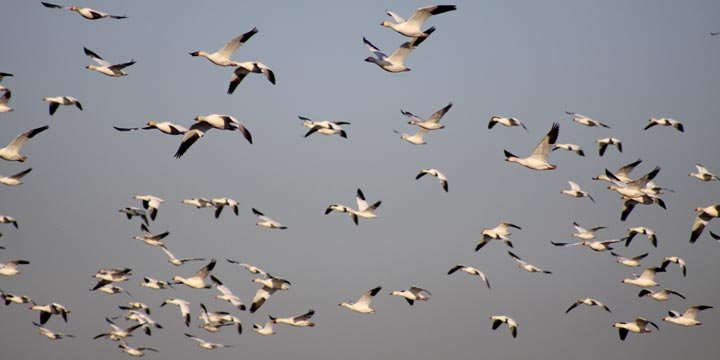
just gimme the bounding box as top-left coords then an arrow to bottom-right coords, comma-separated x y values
300,117 -> 350,138
228,62 -> 276,94
610,252 -> 648,267
552,143 -> 585,156
252,319 -> 276,336
593,158 -> 643,183
133,224 -> 169,247
114,120 -> 189,135
33,322 -> 74,340
690,205 -> 720,243
622,266 -> 665,287
596,137 -> 622,156
561,181 -> 595,202
565,111 -> 610,128
551,238 -> 623,252
119,302 -> 151,315
394,128 -> 429,145
197,304 -> 234,333
689,164 -> 718,181
0,168 -> 32,186
572,222 -> 606,240
508,251 -> 551,274
661,256 -> 687,277
0,90 -> 13,112
662,305 -> 713,327
118,342 -> 158,357
141,277 -> 174,290
326,189 -> 382,225
84,47 -> 135,77
43,96 -> 82,115
117,310 -> 162,336
645,118 -> 684,132
93,317 -> 143,341
402,102 -> 452,130
566,298 -> 611,313
606,166 -> 661,199
363,29 -> 435,73
133,195 -> 163,221
172,259 -> 216,289
0,125 -> 49,162
340,286 -> 382,314
416,168 -> 448,192
488,116 -> 528,131
30,302 -> 69,324
210,275 -> 245,310
0,259 -> 29,276
94,267 -> 132,282
638,289 -> 685,301
174,120 -> 246,159
625,227 -> 657,247
0,289 -> 31,305
270,309 -> 316,327
182,198 -> 213,209
447,265 -> 490,289
476,222 -> 521,251
612,318 -> 658,341
504,122 -> 559,170
42,2 -> 126,19
381,5 -> 456,38
249,274 -> 291,313
184,333 -> 232,350
193,114 -> 252,143
490,315 -> 518,338
161,298 -> 191,326
0,215 -> 18,229
621,195 -> 666,222
211,198 -> 239,218
226,259 -> 267,276
118,207 -> 149,225
390,286 -> 431,305
189,27 -> 258,67
252,208 -> 287,229
93,283 -> 133,297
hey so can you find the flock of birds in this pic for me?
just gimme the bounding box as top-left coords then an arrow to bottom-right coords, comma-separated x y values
1,2 -> 719,357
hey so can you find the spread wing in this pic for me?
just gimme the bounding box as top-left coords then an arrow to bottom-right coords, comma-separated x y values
387,30 -> 434,64
363,37 -> 387,60
530,122 -> 559,161
427,102 -> 452,123
385,10 -> 405,23
218,27 -> 258,59
407,5 -> 457,27
355,189 -> 369,211
356,286 -> 382,307
194,259 -> 216,279
83,47 -> 110,66
6,125 -> 49,152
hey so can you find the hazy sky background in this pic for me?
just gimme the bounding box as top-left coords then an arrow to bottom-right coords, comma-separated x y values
1,0 -> 719,359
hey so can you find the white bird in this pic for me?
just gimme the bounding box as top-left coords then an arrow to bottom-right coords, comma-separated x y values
226,259 -> 267,276
622,266 -> 666,287
593,158 -> 643,183
172,259 -> 216,289
504,122 -> 559,170
689,164 -> 718,181
41,2 -> 127,20
84,47 -> 135,77
0,168 -> 32,186
416,168 -> 448,192
33,322 -> 74,340
447,265 -> 490,289
401,102 -> 453,130
661,256 -> 687,277
363,30 -> 434,73
161,298 -> 191,327
620,194 -> 667,222
340,286 -> 382,314
182,198 -> 213,209
381,5 -> 456,37
561,181 -> 595,203
550,238 -> 623,252
488,116 -> 528,131
118,341 -> 158,357
270,309 -> 316,327
43,96 -> 82,116
552,143 -> 585,156
133,224 -> 169,247
394,127 -> 429,145
210,275 -> 245,310
0,259 -> 29,276
118,207 -> 149,225
119,302 -> 151,315
252,208 -> 287,229
0,289 -> 31,306
490,315 -> 518,338
197,303 -> 236,333
114,120 -> 189,135
93,283 -> 133,297
596,137 -> 622,156
174,115 -> 252,158
93,267 -> 132,283
189,27 -> 258,67
625,227 -> 657,248
690,204 -> 720,243
325,189 -> 382,225
571,222 -> 606,240
249,275 -> 291,313
300,117 -> 351,138
185,333 -> 232,350
390,286 -> 431,305
211,198 -> 239,218
638,288 -> 686,301
606,166 -> 661,199
645,117 -> 684,132
662,305 -> 713,327
228,62 -> 276,94
93,317 -> 143,341
116,309 -> 161,335
613,317 -> 658,341
610,252 -> 648,267
476,222 -> 521,251
566,298 -> 611,313
565,111 -> 610,128
30,302 -> 69,324
252,319 -> 276,336
0,125 -> 49,162
508,251 -> 552,274
0,90 -> 12,112
140,277 -> 174,290
133,195 -> 164,221
0,215 -> 19,230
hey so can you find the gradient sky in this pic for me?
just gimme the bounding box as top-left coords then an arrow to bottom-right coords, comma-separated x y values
1,1 -> 719,359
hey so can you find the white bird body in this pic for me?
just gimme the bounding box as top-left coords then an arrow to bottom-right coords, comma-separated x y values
489,116 -> 528,131
0,125 -> 49,162
610,252 -> 648,267
566,112 -> 610,128
172,259 -> 216,289
553,143 -> 584,156
690,204 -> 720,243
34,322 -> 74,340
252,320 -> 276,335
663,306 -> 713,326
562,181 -> 595,202
161,298 -> 191,326
638,288 -> 685,301
395,128 -> 429,145
645,117 -> 684,132
402,102 -> 452,130
391,286 -> 431,305
252,208 -> 287,229
504,123 -> 559,170
572,222 -> 606,240
119,342 -> 158,357
690,164 -> 718,181
622,267 -> 665,287
182,198 -> 213,209
565,298 -> 611,313
43,96 -> 82,115
363,30 -> 434,73
190,28 -> 259,67
490,315 -> 518,338
42,2 -> 127,20
416,168 -> 448,192
270,309 -> 316,327
133,195 -> 164,221
326,189 -> 381,225
613,318 -> 658,340
211,198 -> 239,218
447,265 -> 491,289
185,333 -> 231,349
340,286 -> 382,314
476,222 -> 521,251
0,260 -> 29,276
133,224 -> 169,247
380,5 -> 456,37
211,275 -> 245,310
0,90 -> 12,112
141,277 -> 173,290
0,168 -> 32,186
84,47 -> 135,77
508,251 -> 551,274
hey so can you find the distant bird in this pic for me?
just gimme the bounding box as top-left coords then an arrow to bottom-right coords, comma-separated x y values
566,111 -> 610,128
0,215 -> 18,230
620,194 -> 666,222
210,275 -> 245,310
394,128 -> 429,145
93,317 -> 143,341
93,283 -> 133,297
476,222 -> 521,251
133,195 -> 164,221
94,267 -> 132,283
610,252 -> 648,267
565,298 -> 611,313
161,298 -> 191,326
488,116 -> 528,131
182,198 -> 213,209
551,238 -> 623,252
30,302 -> 69,324
270,309 -> 316,327
185,333 -> 232,350
0,168 -> 32,186
504,122 -> 559,170
572,222 -> 606,240
299,117 -> 350,138
447,265 -> 491,289
0,125 -> 49,162
198,304 -> 242,334
43,96 -> 82,115
0,289 -> 32,305
340,286 -> 382,314
0,90 -> 12,112
644,118 -> 684,132
613,318 -> 658,341
33,322 -> 74,340
690,205 -> 720,243
689,164 -> 718,181
593,158 -> 643,183
84,47 -> 135,77
0,259 -> 29,276
606,166 -> 661,199
325,189 -> 381,225
625,227 -> 658,248
172,259 -> 216,289
662,305 -> 713,327
174,115 -> 253,159
114,120 -> 189,135
596,137 -> 622,156
118,207 -> 148,225
508,251 -> 552,274
118,341 -> 158,357
661,256 -> 687,277
226,259 -> 268,276
390,286 -> 431,305
363,29 -> 435,73
119,302 -> 151,315
416,168 -> 448,192
227,62 -> 276,94
211,198 -> 239,218
490,315 -> 518,338
638,288 -> 685,301
250,274 -> 291,313
401,102 -> 453,130
189,27 -> 259,67
252,319 -> 276,336
41,2 -> 127,20
133,224 -> 169,247
252,208 -> 287,229
561,181 -> 595,203
553,143 -> 585,156
622,267 -> 666,288
140,277 -> 174,290
381,5 -> 456,37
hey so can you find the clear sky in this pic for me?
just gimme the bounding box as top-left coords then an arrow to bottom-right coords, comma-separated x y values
1,0 -> 719,359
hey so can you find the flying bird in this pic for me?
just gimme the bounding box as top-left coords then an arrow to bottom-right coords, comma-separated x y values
340,286 -> 382,314
363,29 -> 435,73
550,238 -> 623,252
689,164 -> 719,181
402,102 -> 453,130
325,188 -> 382,225
210,275 -> 246,310
565,111 -> 610,128
41,2 -> 127,19
447,265 -> 490,289
0,168 -> 32,186
270,309 -> 316,327
504,122 -> 559,170
622,266 -> 666,288
476,222 -> 522,251
490,315 -> 518,338
593,158 -> 643,183
661,256 -> 687,277
394,128 -> 429,145
552,143 -> 585,156
488,116 -> 528,131
42,96 -> 82,115
160,298 -> 191,327
0,125 -> 49,162
184,333 -> 232,350
118,342 -> 158,357
638,288 -> 685,301
690,205 -> 720,243
625,227 -> 658,247
172,259 -> 216,289
610,252 -> 648,267
662,305 -> 713,327
0,259 -> 30,276
252,208 -> 287,229
0,215 -> 19,230
390,286 -> 431,305
114,120 -> 189,135
133,195 -> 164,221
416,168 -> 448,192
561,181 -> 595,203
300,117 -> 350,138
33,322 -> 74,340
133,224 -> 169,247
250,275 -> 291,313
571,222 -> 606,240
381,5 -> 456,37
508,251 -> 552,274
644,117 -> 684,132
613,317 -> 658,341
228,62 -> 275,94
226,259 -> 268,276
252,319 -> 276,336
84,47 -> 135,77
565,298 -> 611,313
596,137 -> 622,156
189,27 -> 259,67
212,198 -> 239,218
0,90 -> 12,112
